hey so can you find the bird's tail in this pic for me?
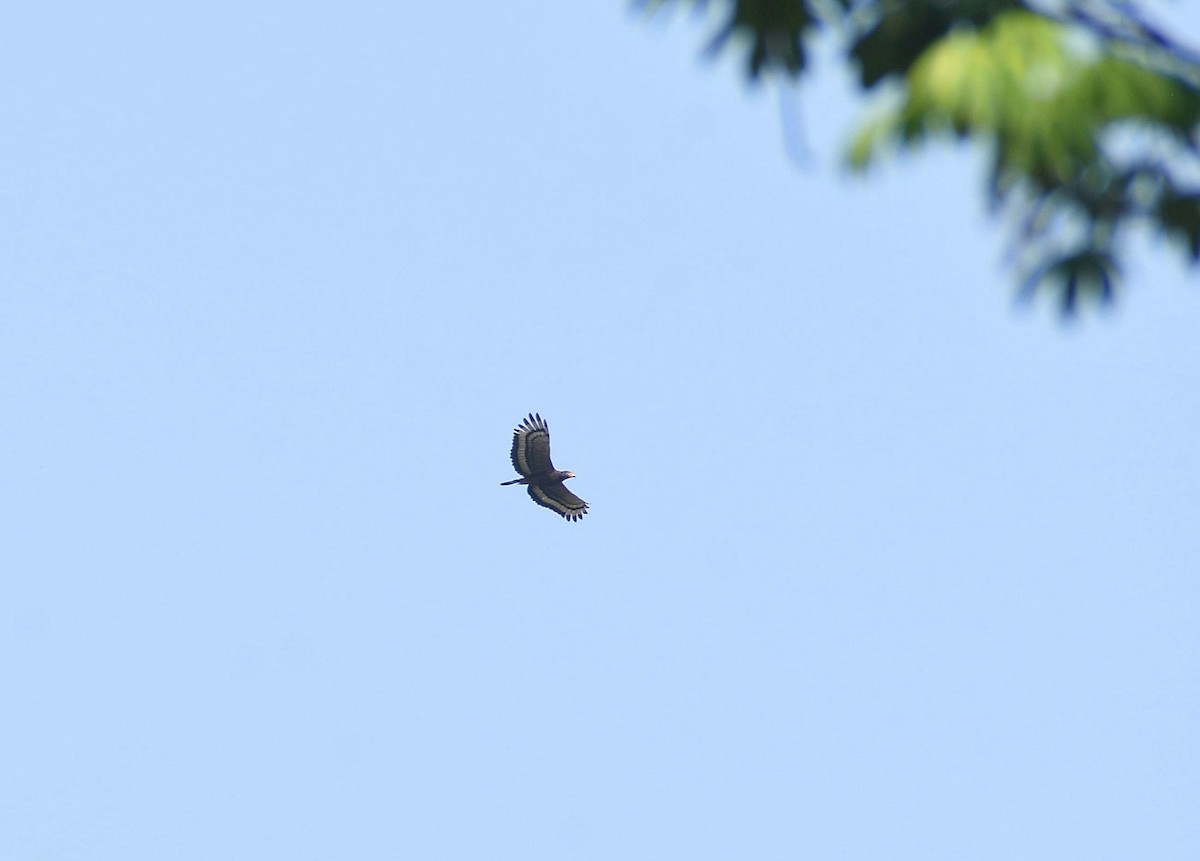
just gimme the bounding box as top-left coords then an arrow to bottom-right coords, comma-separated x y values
500,478 -> 526,486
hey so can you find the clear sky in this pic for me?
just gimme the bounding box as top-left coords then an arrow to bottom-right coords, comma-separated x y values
2,2 -> 1197,859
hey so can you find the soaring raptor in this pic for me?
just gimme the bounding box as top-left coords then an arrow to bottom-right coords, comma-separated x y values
501,413 -> 588,521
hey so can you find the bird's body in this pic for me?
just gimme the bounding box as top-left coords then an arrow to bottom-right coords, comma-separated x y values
499,471 -> 575,487
502,413 -> 588,521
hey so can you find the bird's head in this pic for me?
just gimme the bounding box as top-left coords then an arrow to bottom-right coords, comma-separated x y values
562,471 -> 576,480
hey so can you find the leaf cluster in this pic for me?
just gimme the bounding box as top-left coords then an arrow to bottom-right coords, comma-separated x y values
643,0 -> 1200,313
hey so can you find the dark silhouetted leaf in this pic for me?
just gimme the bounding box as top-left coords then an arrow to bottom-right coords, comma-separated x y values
1160,193 -> 1200,260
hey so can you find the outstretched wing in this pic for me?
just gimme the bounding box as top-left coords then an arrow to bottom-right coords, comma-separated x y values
510,412 -> 555,477
528,481 -> 588,522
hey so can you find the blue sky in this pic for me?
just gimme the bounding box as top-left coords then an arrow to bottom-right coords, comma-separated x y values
2,2 -> 1197,859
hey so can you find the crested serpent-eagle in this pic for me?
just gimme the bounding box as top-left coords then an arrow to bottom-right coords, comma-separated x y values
501,413 -> 588,521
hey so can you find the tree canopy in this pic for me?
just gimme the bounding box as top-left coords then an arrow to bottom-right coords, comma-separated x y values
644,0 -> 1200,314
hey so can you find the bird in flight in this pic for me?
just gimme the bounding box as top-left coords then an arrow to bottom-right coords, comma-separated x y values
501,413 -> 588,521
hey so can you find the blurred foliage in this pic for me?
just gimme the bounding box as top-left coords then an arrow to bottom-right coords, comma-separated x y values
641,0 -> 1200,314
